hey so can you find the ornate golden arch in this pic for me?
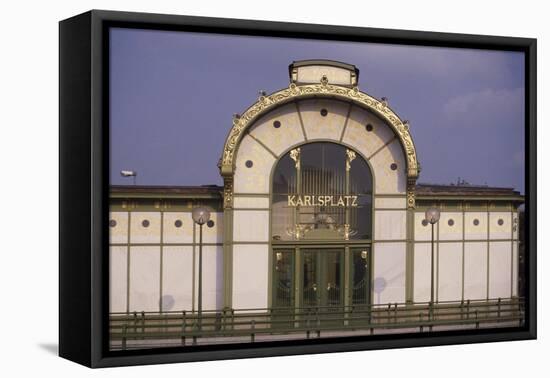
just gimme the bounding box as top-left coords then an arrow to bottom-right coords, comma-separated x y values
220,80 -> 420,208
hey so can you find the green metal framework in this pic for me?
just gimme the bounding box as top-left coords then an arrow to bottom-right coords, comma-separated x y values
110,297 -> 525,350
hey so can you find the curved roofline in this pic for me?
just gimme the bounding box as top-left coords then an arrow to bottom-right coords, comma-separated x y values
219,82 -> 419,190
288,59 -> 360,81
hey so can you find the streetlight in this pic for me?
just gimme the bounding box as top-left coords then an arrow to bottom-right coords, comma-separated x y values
120,170 -> 137,185
425,207 -> 440,321
191,206 -> 211,330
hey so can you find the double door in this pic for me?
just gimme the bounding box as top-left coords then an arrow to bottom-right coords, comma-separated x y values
302,249 -> 343,308
272,247 -> 371,310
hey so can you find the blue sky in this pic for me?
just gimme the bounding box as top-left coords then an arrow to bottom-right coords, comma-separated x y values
109,28 -> 525,193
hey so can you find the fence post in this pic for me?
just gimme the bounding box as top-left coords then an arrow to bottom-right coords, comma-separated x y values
251,320 -> 256,343
141,311 -> 145,339
122,324 -> 127,350
367,302 -> 372,325
428,302 -> 433,332
181,311 -> 186,346
475,310 -> 479,329
215,312 -> 222,331
497,298 -> 501,321
316,310 -> 321,338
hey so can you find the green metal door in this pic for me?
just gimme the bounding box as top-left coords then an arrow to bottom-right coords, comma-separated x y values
272,249 -> 295,308
271,249 -> 295,328
349,247 -> 371,324
302,249 -> 344,325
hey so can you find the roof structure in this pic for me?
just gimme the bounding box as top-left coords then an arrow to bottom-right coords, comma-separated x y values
110,185 -> 223,199
415,183 -> 523,202
110,183 -> 523,202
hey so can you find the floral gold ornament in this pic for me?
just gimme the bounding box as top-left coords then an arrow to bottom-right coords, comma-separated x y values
290,147 -> 301,169
346,149 -> 356,171
219,82 -> 420,182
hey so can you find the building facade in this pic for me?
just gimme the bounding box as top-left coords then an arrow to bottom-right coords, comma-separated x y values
109,60 -> 524,347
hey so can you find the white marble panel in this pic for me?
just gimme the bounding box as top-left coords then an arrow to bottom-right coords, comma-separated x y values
248,103 -> 305,157
296,65 -> 352,86
234,134 -> 276,194
162,246 -> 193,311
372,242 -> 406,304
232,244 -> 269,309
233,196 -> 270,209
438,242 -> 463,302
464,212 -> 488,240
342,106 -> 395,158
233,210 -> 269,242
369,139 -> 406,194
129,246 -> 160,311
298,99 -> 348,141
414,212 -> 432,242
413,243 -> 431,303
438,212 -> 463,241
374,197 -> 407,209
374,210 -> 406,241
109,246 -> 127,313
109,212 -> 128,244
488,241 -> 512,299
163,212 -> 194,244
463,242 -> 487,300
489,212 -> 512,240
195,246 -> 224,311
130,212 -> 161,244
194,212 -> 223,244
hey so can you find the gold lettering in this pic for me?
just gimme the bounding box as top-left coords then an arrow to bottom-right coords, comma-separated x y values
287,194 -> 360,207
288,195 -> 296,206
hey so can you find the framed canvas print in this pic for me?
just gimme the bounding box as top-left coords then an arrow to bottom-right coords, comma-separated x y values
59,10 -> 537,368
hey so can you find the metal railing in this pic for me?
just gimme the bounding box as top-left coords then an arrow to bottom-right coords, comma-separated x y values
110,297 -> 524,350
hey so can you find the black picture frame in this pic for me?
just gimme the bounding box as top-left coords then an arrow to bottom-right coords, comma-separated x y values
59,9 -> 537,368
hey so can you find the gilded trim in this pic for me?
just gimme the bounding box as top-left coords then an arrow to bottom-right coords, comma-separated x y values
223,177 -> 234,209
220,81 -> 420,182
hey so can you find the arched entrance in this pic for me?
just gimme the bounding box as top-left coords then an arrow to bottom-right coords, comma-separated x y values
222,60 -> 417,311
270,142 -> 373,311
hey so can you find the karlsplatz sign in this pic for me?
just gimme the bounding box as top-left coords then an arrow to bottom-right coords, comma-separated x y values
287,195 -> 358,207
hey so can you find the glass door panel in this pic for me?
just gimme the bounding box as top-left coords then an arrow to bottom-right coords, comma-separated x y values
301,249 -> 344,308
321,250 -> 343,307
302,250 -> 318,307
272,249 -> 295,308
272,249 -> 295,329
350,247 -> 371,324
